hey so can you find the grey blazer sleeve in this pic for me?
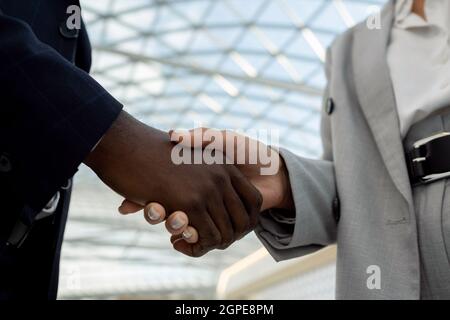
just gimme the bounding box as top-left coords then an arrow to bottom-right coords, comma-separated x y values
255,48 -> 338,261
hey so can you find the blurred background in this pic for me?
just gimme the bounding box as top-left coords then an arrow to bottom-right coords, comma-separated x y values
57,0 -> 386,299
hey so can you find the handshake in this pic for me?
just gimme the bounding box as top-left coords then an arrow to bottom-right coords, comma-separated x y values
84,111 -> 293,257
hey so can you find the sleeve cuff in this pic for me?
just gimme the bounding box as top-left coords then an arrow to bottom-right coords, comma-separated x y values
255,147 -> 337,259
20,93 -> 123,222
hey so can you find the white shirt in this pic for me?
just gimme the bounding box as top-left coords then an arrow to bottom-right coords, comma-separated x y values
387,0 -> 450,137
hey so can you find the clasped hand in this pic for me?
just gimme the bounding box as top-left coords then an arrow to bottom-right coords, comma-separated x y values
85,113 -> 289,257
118,128 -> 291,257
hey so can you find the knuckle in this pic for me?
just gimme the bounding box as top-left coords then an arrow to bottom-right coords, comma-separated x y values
249,215 -> 259,229
212,232 -> 222,245
192,244 -> 206,258
235,219 -> 250,236
221,234 -> 234,248
201,231 -> 222,248
187,196 -> 204,212
203,181 -> 217,194
235,226 -> 246,236
212,172 -> 227,185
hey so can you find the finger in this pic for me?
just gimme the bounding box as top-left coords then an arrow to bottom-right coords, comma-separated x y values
143,202 -> 166,225
171,236 -> 195,257
206,197 -> 235,250
165,211 -> 189,235
170,226 -> 199,244
228,166 -> 263,236
222,180 -> 251,241
118,199 -> 144,215
174,128 -> 251,166
182,226 -> 199,243
184,209 -> 222,256
171,235 -> 207,258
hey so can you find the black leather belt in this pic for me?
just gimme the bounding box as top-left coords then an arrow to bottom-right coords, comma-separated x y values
405,132 -> 450,186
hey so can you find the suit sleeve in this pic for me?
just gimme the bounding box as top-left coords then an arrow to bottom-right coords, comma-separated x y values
255,47 -> 338,261
0,11 -> 123,222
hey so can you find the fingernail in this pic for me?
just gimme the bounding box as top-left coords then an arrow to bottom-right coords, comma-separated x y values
171,217 -> 185,230
182,230 -> 192,239
147,207 -> 160,221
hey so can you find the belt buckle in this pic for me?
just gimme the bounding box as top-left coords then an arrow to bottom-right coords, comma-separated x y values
412,131 -> 450,183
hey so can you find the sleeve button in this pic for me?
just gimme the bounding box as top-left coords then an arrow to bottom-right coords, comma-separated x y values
332,196 -> 340,223
326,98 -> 335,115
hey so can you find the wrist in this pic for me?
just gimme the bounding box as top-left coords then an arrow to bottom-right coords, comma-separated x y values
84,110 -> 140,174
82,110 -> 171,206
257,152 -> 293,211
271,156 -> 294,211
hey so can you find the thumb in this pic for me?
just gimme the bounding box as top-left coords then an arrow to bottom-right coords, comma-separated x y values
118,199 -> 144,215
169,128 -> 253,164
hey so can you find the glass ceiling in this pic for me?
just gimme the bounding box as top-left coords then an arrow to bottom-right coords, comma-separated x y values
58,0 -> 387,299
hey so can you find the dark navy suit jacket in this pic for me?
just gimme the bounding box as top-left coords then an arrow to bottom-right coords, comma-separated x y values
0,0 -> 123,299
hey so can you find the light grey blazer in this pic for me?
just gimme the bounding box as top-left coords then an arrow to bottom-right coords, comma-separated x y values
256,0 -> 423,299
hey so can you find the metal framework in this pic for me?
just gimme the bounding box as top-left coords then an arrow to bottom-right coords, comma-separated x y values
58,0 -> 386,299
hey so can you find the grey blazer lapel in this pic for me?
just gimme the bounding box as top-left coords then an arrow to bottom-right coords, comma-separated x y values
352,0 -> 413,211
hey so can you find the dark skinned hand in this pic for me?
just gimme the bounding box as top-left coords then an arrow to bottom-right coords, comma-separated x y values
84,111 -> 262,257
